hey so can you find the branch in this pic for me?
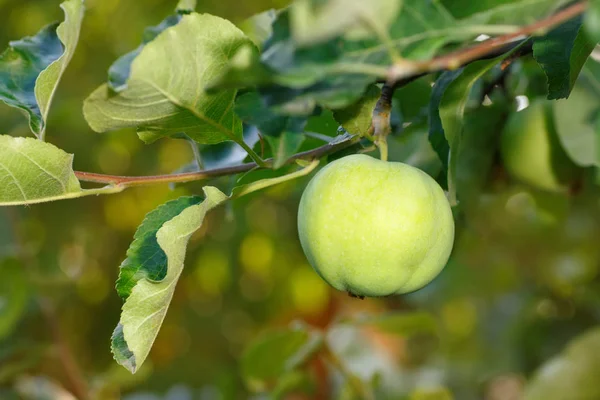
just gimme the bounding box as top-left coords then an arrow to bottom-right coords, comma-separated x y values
74,1 -> 586,190
387,1 -> 587,84
74,135 -> 361,187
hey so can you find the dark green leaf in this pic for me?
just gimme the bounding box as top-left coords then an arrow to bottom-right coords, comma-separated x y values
533,16 -> 597,100
438,57 -> 505,204
0,0 -> 84,136
333,84 -> 380,136
235,91 -> 308,168
115,196 -> 202,300
428,69 -> 462,187
455,104 -> 507,208
213,0 -> 566,114
241,324 -> 322,390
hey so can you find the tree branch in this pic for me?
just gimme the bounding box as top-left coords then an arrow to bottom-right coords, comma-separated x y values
74,1 -> 586,190
74,135 -> 361,187
387,1 -> 587,84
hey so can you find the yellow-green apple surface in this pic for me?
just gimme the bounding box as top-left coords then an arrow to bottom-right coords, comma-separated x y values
297,154 -> 455,297
500,100 -> 579,192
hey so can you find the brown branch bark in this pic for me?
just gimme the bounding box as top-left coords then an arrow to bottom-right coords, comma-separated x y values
74,1 -> 587,189
75,135 -> 361,187
387,1 -> 587,84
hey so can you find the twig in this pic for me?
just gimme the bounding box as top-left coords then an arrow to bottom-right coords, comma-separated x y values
74,1 -> 586,190
387,1 -> 587,84
74,135 -> 361,187
372,83 -> 395,161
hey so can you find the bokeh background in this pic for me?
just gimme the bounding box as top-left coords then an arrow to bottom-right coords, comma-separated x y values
1,1 -> 600,399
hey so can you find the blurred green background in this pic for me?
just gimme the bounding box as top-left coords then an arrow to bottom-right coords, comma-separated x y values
2,1 -> 600,399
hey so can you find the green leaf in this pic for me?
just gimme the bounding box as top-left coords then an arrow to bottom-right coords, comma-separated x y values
111,187 -> 228,373
455,104 -> 507,208
0,0 -> 84,137
239,9 -> 277,49
235,91 -> 308,168
585,0 -> 600,43
333,84 -> 380,136
428,69 -> 462,188
524,326 -> 600,400
533,16 -> 597,100
264,132 -> 305,169
241,324 -> 323,390
552,82 -> 600,167
438,57 -> 504,204
291,0 -> 401,45
214,0 -> 566,113
231,159 -> 320,199
0,135 -> 82,206
201,126 -> 261,169
83,13 -> 253,146
176,0 -> 197,12
115,196 -> 202,300
107,15 -> 186,91
0,259 -> 29,340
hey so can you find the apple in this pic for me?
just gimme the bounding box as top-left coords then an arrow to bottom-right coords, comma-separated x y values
500,100 -> 579,192
297,154 -> 455,297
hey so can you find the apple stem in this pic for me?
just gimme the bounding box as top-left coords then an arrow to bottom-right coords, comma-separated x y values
372,83 -> 394,162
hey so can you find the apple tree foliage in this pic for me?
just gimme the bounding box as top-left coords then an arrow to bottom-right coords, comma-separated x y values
1,0 -> 600,398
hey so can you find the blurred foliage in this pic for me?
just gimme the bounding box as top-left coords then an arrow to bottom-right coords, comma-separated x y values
1,0 -> 600,399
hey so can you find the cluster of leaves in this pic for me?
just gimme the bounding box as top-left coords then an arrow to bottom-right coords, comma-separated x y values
1,0 -> 600,397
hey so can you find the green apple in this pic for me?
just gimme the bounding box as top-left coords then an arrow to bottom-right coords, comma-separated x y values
500,100 -> 579,192
297,154 -> 455,297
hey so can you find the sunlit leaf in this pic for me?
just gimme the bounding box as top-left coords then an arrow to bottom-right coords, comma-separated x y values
552,81 -> 600,167
524,327 -> 600,400
0,135 -> 82,206
291,0 -> 401,45
84,14 -> 253,146
0,0 -> 84,137
0,259 -> 29,340
533,16 -> 597,100
112,187 -> 228,373
241,324 -> 323,390
107,14 -> 187,91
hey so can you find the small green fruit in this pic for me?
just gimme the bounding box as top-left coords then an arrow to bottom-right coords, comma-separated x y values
500,100 -> 579,192
297,154 -> 454,297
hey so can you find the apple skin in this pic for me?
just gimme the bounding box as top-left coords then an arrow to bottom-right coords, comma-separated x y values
500,100 -> 579,192
297,154 -> 455,297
